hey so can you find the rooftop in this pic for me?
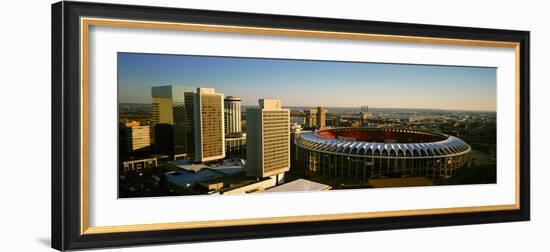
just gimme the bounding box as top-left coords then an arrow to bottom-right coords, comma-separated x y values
225,96 -> 242,101
259,98 -> 282,109
265,179 -> 331,193
165,159 -> 247,188
296,128 -> 471,157
315,128 -> 448,143
164,169 -> 223,188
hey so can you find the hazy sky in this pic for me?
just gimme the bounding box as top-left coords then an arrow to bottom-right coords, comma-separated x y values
118,52 -> 496,111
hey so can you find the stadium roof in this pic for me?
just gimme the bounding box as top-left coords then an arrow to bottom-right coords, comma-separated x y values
296,128 -> 471,158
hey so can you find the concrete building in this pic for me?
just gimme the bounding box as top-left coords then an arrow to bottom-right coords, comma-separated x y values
264,179 -> 331,193
221,177 -> 278,195
194,88 -> 225,163
317,107 -> 327,129
246,99 -> 290,182
224,96 -> 242,134
121,157 -> 158,172
304,109 -> 317,128
123,124 -> 151,152
224,96 -> 245,158
151,85 -> 196,156
359,105 -> 370,126
164,158 -> 248,195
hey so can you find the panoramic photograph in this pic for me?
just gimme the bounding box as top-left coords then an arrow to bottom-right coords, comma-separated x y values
117,52 -> 497,198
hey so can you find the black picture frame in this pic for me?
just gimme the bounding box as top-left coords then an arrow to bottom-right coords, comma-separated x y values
52,1 -> 530,251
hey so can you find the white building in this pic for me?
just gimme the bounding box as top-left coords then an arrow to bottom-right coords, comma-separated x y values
246,99 -> 290,183
224,96 -> 242,134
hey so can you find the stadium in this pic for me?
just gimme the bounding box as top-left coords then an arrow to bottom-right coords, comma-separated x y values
294,128 -> 471,182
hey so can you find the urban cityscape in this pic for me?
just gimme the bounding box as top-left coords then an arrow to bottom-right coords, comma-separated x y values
118,53 -> 497,198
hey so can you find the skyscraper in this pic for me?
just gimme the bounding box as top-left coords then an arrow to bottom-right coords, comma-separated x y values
246,99 -> 290,182
194,88 -> 225,163
359,105 -> 369,126
224,96 -> 242,135
151,85 -> 195,156
304,109 -> 317,128
183,91 -> 196,155
317,107 -> 326,129
152,123 -> 173,155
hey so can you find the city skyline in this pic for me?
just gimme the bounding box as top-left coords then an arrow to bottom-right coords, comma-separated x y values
118,53 -> 497,111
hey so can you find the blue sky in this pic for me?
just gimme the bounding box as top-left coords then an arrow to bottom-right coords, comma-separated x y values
118,52 -> 496,111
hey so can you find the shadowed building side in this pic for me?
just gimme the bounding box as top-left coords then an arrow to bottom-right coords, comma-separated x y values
317,107 -> 326,129
151,85 -> 196,158
304,109 -> 317,128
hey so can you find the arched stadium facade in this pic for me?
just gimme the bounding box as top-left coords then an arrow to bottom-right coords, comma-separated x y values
294,128 -> 471,181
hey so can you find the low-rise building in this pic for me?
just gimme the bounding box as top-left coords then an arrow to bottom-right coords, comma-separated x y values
121,157 -> 158,172
264,179 -> 331,193
163,158 -> 248,194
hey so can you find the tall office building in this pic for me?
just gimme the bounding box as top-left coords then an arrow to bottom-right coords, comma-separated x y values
194,88 -> 225,163
152,123 -> 174,155
359,105 -> 369,126
246,99 -> 290,181
182,91 -> 196,155
317,107 -> 327,129
224,96 -> 242,134
151,85 -> 195,156
304,109 -> 317,128
123,123 -> 151,153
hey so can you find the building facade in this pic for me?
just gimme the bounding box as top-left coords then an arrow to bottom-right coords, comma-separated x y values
224,96 -> 242,134
121,157 -> 158,172
151,85 -> 195,156
225,133 -> 246,158
194,88 -> 225,163
317,107 -> 327,129
304,109 -> 317,128
359,105 -> 370,126
246,99 -> 290,180
123,124 -> 151,152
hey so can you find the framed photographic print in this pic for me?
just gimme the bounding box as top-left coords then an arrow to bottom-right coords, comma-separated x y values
51,1 -> 530,251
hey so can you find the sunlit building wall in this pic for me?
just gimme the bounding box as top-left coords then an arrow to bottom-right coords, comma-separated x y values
124,125 -> 151,152
194,88 -> 225,163
247,99 -> 290,180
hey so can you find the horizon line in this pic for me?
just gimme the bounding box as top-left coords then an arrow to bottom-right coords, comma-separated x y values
118,102 -> 496,113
